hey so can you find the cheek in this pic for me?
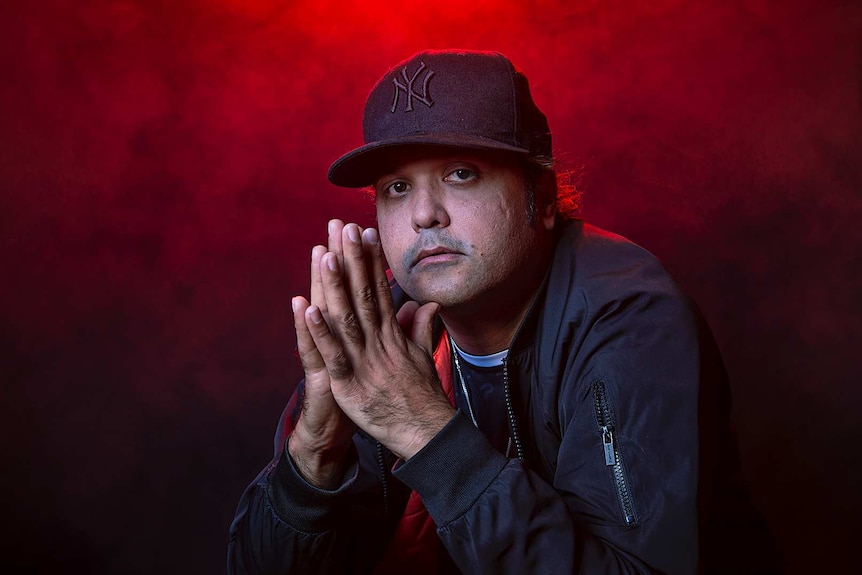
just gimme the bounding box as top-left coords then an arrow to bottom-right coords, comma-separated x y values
470,198 -> 523,240
377,219 -> 406,274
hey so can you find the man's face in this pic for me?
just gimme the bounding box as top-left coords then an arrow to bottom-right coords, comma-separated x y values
373,148 -> 554,312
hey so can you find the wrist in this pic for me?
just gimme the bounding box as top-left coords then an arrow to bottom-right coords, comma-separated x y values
288,427 -> 352,490
395,405 -> 457,460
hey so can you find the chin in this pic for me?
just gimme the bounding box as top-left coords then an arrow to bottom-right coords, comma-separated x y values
417,285 -> 480,312
401,282 -> 448,307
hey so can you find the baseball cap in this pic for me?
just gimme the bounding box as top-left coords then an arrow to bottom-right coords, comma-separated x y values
327,49 -> 552,188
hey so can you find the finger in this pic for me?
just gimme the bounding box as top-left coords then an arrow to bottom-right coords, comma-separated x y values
327,219 -> 349,292
292,296 -> 327,375
305,303 -> 354,382
362,227 -> 396,322
411,302 -> 440,356
319,251 -> 365,348
310,245 -> 328,311
395,300 -> 420,335
340,223 -> 379,331
327,219 -> 345,267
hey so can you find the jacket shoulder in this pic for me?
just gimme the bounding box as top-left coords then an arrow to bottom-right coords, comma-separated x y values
551,220 -> 686,301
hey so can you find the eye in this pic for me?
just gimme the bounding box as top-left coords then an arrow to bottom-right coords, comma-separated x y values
444,168 -> 478,183
381,180 -> 409,196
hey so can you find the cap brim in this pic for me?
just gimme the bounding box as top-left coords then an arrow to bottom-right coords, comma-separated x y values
327,133 -> 530,188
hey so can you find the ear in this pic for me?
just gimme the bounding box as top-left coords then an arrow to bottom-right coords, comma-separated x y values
532,167 -> 557,231
539,200 -> 556,231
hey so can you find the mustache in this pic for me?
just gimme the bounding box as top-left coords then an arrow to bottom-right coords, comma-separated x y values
402,232 -> 469,269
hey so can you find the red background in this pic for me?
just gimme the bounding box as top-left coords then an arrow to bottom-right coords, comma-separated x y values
1,0 -> 860,572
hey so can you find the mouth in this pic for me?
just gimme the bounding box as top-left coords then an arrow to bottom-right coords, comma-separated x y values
410,246 -> 463,268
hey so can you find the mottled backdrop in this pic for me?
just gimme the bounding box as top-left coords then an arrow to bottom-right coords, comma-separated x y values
1,0 -> 859,573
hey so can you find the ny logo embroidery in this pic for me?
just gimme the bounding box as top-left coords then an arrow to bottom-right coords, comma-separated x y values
391,62 -> 435,113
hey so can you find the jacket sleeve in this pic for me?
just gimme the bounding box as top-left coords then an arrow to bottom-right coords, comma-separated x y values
227,382 -> 397,574
393,243 -> 728,574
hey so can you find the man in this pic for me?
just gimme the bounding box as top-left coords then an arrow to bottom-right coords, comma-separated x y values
229,50 -> 774,574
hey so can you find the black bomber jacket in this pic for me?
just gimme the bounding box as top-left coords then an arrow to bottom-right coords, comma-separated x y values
228,219 -> 778,574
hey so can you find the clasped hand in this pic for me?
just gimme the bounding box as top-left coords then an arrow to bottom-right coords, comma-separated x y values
289,220 -> 455,488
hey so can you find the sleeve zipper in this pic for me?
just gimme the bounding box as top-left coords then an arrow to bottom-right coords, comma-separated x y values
593,381 -> 639,527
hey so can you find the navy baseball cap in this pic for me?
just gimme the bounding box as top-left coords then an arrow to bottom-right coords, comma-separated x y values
327,50 -> 552,188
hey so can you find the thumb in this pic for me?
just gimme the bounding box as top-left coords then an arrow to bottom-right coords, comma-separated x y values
411,302 -> 441,356
395,300 -> 420,335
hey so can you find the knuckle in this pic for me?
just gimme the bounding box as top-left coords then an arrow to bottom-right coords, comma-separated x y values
338,311 -> 363,343
297,344 -> 325,373
299,354 -> 320,374
356,285 -> 375,306
373,277 -> 391,295
327,350 -> 353,381
298,354 -> 310,371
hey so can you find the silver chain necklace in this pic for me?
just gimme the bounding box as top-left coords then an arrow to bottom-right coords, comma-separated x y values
449,335 -> 517,458
449,336 -> 479,427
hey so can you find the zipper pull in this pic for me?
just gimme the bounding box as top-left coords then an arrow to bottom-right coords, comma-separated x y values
601,425 -> 616,466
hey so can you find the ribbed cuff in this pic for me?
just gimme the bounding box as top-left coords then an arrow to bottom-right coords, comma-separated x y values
393,411 -> 509,525
265,435 -> 358,533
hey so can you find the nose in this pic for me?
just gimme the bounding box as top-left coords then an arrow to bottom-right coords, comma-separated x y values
411,181 -> 450,232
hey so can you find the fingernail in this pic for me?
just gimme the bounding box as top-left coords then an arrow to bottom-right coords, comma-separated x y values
347,224 -> 360,244
291,297 -> 299,313
364,228 -> 379,244
325,253 -> 338,271
328,220 -> 337,235
307,306 -> 323,324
